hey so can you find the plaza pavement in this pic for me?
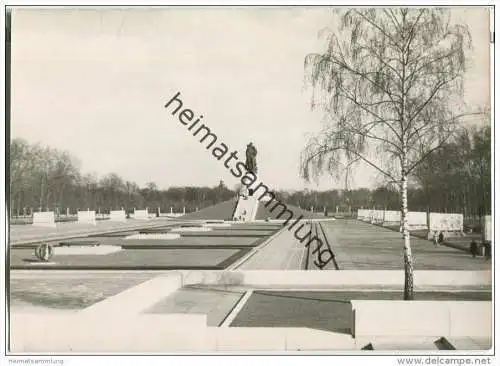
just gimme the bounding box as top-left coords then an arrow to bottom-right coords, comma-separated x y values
9,218 -> 183,245
233,226 -> 307,270
323,220 -> 491,271
8,218 -> 492,351
234,219 -> 491,271
9,269 -> 492,351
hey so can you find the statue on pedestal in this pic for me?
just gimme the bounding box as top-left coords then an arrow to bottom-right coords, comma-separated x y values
241,142 -> 258,199
245,142 -> 258,175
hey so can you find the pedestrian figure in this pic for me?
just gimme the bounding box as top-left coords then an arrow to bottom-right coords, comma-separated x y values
470,240 -> 478,258
438,232 -> 444,245
484,242 -> 491,260
431,231 -> 439,247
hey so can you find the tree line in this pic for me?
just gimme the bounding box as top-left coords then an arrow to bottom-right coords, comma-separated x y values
9,138 -> 235,216
9,124 -> 490,219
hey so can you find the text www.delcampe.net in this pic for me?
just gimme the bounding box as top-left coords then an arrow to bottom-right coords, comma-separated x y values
397,357 -> 492,365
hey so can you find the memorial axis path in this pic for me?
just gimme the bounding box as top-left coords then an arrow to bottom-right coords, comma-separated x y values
240,219 -> 492,271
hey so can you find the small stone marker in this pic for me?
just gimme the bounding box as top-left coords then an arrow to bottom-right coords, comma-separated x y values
35,243 -> 54,262
32,211 -> 56,228
482,215 -> 492,243
77,210 -> 97,225
110,210 -> 127,221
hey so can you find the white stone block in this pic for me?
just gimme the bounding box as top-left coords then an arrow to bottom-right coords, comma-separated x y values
352,300 -> 492,339
32,212 -> 56,228
352,301 -> 450,337
383,210 -> 401,225
55,245 -> 122,255
124,233 -> 181,240
482,215 -> 492,242
171,227 -> 212,232
109,210 -> 127,222
134,209 -> 149,220
10,313 -> 207,352
77,210 -> 97,225
429,213 -> 463,232
407,211 -> 427,229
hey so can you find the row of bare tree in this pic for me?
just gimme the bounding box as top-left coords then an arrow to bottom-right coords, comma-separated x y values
413,125 -> 491,220
10,122 -> 489,220
9,138 -> 235,216
276,126 -> 490,218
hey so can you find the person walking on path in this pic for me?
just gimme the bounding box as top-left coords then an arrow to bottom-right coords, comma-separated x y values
484,242 -> 491,260
470,240 -> 478,258
433,231 -> 439,247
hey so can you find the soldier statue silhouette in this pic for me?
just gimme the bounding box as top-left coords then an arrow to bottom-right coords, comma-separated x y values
245,142 -> 258,175
244,143 -> 257,198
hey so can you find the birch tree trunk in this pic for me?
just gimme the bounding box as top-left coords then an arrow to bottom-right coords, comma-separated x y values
401,160 -> 414,300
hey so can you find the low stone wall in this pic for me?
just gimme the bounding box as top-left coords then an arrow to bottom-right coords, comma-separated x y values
179,270 -> 492,290
10,313 -> 207,352
351,300 -> 491,338
10,270 -> 492,352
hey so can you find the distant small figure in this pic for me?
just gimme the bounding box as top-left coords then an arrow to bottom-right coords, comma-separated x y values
470,240 -> 478,258
433,232 -> 439,247
438,232 -> 444,244
484,242 -> 491,260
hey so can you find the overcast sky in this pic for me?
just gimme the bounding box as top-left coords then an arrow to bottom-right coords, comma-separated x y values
11,7 -> 491,191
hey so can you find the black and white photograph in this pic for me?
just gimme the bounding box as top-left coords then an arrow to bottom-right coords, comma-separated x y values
2,1 -> 497,364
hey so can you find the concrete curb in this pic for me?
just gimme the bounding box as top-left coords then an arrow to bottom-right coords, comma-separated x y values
79,273 -> 182,316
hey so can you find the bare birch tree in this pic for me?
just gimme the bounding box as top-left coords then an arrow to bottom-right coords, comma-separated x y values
301,8 -> 486,299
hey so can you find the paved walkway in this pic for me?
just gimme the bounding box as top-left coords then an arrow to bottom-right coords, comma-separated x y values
9,218 -> 179,245
323,220 -> 491,271
236,227 -> 307,270
238,219 -> 491,271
